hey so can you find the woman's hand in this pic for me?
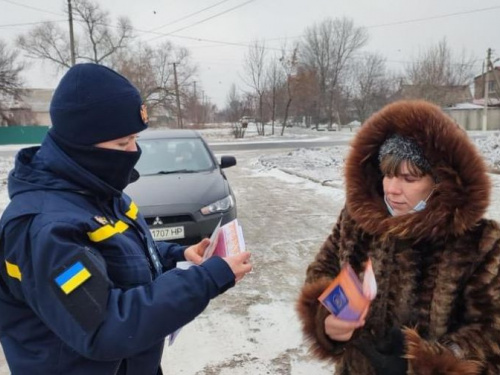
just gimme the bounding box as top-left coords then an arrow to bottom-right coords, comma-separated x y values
324,307 -> 368,341
184,238 -> 210,265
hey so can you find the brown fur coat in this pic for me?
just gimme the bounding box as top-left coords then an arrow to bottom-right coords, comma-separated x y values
297,101 -> 500,374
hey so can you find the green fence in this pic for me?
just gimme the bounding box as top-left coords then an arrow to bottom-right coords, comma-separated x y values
0,126 -> 49,145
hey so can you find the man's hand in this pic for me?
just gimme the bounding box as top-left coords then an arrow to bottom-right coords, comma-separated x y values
184,238 -> 210,265
324,306 -> 368,341
223,252 -> 252,282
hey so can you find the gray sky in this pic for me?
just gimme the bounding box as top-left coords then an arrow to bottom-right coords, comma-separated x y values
1,0 -> 500,108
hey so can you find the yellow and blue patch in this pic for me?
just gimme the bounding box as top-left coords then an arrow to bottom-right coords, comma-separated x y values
54,261 -> 92,295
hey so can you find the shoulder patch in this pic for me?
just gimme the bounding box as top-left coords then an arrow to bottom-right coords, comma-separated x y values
51,252 -> 110,331
54,261 -> 91,294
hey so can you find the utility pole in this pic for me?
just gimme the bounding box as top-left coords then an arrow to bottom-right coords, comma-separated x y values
201,90 -> 205,125
193,81 -> 198,124
172,62 -> 183,128
482,48 -> 491,131
487,51 -> 500,101
67,0 -> 76,66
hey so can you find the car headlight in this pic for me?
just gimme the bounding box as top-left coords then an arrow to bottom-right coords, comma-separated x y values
201,195 -> 234,215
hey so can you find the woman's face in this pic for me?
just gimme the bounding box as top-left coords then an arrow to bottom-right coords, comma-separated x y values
383,160 -> 434,216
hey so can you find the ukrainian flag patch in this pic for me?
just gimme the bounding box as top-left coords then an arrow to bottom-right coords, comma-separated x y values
54,261 -> 92,295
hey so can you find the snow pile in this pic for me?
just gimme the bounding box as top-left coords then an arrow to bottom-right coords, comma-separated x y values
259,146 -> 348,188
474,132 -> 500,172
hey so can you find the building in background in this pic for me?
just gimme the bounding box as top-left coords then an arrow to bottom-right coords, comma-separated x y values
474,66 -> 500,102
391,84 -> 473,108
0,88 -> 53,127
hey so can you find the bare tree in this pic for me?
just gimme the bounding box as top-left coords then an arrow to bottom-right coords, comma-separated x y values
73,0 -> 133,64
0,40 -> 32,126
225,84 -> 247,138
300,17 -> 368,127
406,38 -> 475,86
113,41 -> 196,126
350,53 -> 392,122
17,0 -> 133,70
279,45 -> 299,135
242,40 -> 267,135
265,56 -> 285,135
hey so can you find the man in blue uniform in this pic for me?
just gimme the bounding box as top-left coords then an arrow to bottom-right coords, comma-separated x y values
0,63 -> 252,374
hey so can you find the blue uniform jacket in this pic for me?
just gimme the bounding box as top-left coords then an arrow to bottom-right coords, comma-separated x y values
0,135 -> 235,374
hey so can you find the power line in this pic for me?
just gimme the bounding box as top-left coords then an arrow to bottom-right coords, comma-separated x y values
3,1 -> 495,61
0,20 -> 66,28
0,0 -> 63,17
155,33 -> 282,52
148,0 -> 234,32
157,4 -> 500,54
146,0 -> 256,42
366,5 -> 500,29
262,5 -> 500,43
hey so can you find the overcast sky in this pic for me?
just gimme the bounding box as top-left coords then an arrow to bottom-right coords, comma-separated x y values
1,0 -> 500,108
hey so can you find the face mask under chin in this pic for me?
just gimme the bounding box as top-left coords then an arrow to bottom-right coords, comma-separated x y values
384,190 -> 433,217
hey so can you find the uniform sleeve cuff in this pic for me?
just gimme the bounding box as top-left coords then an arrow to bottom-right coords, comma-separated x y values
201,256 -> 235,294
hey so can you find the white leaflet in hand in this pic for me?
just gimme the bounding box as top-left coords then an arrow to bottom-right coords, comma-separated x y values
202,218 -> 222,260
237,224 -> 246,251
362,258 -> 377,301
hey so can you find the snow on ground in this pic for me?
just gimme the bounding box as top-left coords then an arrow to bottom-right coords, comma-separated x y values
258,147 -> 348,189
474,131 -> 500,171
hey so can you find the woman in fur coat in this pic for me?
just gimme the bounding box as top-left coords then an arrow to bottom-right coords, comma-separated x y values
297,100 -> 500,374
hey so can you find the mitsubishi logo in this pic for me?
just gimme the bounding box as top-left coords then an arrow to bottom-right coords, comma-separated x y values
153,217 -> 163,226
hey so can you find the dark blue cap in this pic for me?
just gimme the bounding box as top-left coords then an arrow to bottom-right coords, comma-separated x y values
49,63 -> 148,146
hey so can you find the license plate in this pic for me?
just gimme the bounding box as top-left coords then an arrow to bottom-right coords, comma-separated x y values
150,226 -> 185,241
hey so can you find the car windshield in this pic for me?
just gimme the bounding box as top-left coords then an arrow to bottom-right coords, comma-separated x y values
136,137 -> 215,176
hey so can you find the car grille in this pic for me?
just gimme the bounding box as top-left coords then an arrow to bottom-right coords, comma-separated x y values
145,215 -> 193,226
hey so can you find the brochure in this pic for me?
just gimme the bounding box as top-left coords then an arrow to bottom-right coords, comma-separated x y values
203,218 -> 245,260
318,263 -> 373,322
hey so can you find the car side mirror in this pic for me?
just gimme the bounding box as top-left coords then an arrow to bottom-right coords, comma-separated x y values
220,156 -> 236,169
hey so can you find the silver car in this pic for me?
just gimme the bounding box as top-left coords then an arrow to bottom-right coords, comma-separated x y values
125,129 -> 237,245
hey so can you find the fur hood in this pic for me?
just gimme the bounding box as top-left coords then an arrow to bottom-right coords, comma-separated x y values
345,100 -> 491,240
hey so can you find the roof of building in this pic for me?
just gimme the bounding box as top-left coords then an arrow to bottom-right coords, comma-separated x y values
474,66 -> 500,80
392,84 -> 472,107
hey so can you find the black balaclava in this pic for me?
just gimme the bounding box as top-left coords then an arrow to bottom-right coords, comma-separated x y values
48,63 -> 148,192
50,131 -> 141,192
